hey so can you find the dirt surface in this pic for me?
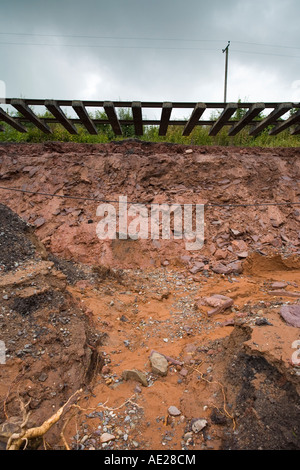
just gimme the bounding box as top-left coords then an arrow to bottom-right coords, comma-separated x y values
0,140 -> 300,451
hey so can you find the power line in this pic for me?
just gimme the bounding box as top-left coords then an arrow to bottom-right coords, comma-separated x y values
0,186 -> 299,208
231,48 -> 300,59
0,32 -> 300,51
0,41 -> 219,52
0,31 -> 223,43
233,40 -> 300,51
0,40 -> 299,59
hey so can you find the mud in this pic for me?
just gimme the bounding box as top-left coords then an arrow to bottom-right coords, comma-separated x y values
0,141 -> 300,451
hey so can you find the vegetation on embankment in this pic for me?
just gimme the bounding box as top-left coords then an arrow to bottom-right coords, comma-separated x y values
0,106 -> 299,147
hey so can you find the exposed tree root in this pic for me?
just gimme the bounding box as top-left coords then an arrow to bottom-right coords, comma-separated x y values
189,365 -> 236,430
5,389 -> 82,450
2,389 -> 143,450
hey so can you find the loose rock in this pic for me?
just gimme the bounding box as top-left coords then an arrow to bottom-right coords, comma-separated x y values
168,406 -> 181,416
280,305 -> 300,328
199,294 -> 234,316
150,352 -> 168,376
100,433 -> 116,443
271,281 -> 288,289
191,418 -> 207,433
122,369 -> 148,387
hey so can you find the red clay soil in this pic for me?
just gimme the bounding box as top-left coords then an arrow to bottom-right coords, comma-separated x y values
0,140 -> 300,451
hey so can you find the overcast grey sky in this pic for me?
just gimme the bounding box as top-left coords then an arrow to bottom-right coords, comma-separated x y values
1,0 -> 300,117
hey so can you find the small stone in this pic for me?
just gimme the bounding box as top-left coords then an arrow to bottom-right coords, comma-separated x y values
183,326 -> 192,335
120,315 -> 129,322
201,294 -> 234,316
214,249 -> 227,260
183,432 -> 193,442
231,239 -> 248,251
268,206 -> 284,228
81,435 -> 89,444
189,262 -> 205,274
100,433 -> 115,443
33,217 -> 46,228
191,418 -> 207,433
168,406 -> 181,416
211,263 -> 232,275
38,372 -> 48,382
255,318 -> 272,326
280,304 -> 300,328
230,228 -> 242,236
122,369 -> 148,387
271,281 -> 287,289
227,260 -> 243,274
219,178 -> 230,185
150,352 -> 168,376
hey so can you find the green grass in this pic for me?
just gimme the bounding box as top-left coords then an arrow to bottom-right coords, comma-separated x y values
0,107 -> 299,148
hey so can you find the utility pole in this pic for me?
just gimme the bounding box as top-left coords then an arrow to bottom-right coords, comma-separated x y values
222,41 -> 230,103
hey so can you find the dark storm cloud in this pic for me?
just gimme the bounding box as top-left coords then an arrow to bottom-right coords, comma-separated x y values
0,0 -> 300,111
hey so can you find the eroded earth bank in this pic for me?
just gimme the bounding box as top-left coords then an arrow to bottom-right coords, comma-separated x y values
0,140 -> 300,450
